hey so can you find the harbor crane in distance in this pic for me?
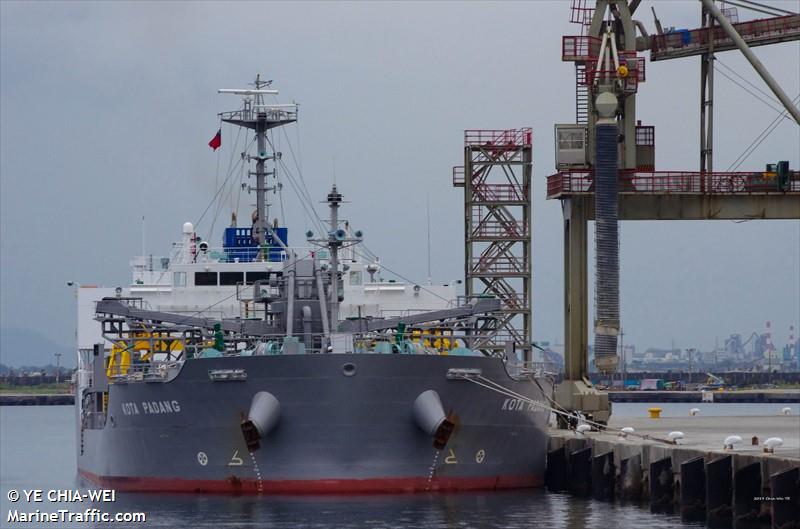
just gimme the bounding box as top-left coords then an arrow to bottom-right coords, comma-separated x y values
549,0 -> 799,428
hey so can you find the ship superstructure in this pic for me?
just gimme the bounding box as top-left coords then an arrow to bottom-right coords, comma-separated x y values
76,77 -> 456,354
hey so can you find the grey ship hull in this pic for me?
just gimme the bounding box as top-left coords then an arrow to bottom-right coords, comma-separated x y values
78,354 -> 551,493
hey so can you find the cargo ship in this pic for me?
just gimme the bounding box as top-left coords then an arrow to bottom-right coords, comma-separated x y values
75,78 -> 551,493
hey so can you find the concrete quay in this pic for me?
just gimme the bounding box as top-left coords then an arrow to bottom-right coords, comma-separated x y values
608,390 -> 800,404
0,393 -> 74,406
546,414 -> 800,528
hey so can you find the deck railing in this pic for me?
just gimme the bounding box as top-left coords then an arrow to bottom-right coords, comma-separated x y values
547,170 -> 800,197
472,183 -> 529,202
651,14 -> 800,60
464,128 -> 533,147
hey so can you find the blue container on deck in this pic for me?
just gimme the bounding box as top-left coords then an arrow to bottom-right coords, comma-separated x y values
223,227 -> 288,262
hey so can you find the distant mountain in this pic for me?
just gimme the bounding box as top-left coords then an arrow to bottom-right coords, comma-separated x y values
0,328 -> 73,368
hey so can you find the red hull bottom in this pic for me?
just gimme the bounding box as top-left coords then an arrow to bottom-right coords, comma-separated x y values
79,469 -> 543,494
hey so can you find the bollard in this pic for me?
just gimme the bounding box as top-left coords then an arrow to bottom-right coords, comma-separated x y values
770,466 -> 799,529
619,454 -> 643,501
680,456 -> 706,521
546,446 -> 567,492
650,456 -> 674,512
592,451 -> 615,501
706,455 -> 733,526
568,446 -> 592,497
648,407 -> 662,418
734,462 -> 762,528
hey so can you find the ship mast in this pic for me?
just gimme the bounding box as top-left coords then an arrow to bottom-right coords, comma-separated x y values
306,185 -> 363,328
218,75 -> 297,255
327,186 -> 342,324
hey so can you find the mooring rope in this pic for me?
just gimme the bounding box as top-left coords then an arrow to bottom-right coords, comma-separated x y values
454,373 -> 674,445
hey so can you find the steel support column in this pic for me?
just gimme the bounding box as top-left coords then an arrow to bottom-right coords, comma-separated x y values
700,5 -> 715,172
555,195 -> 611,426
563,197 -> 589,380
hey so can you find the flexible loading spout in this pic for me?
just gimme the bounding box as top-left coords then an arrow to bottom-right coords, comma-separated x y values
594,119 -> 620,373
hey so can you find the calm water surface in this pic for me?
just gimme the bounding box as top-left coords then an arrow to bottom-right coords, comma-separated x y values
3,404 -> 779,528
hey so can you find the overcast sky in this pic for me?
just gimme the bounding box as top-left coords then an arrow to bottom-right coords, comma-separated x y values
1,1 -> 798,358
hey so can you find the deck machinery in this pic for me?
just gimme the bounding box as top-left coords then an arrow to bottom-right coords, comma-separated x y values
550,0 -> 799,426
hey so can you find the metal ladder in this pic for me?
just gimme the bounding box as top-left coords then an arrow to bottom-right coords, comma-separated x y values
575,63 -> 589,124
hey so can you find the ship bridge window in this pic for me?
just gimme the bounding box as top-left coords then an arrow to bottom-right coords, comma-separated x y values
220,271 -> 244,286
349,271 -> 363,286
246,271 -> 269,284
194,272 -> 218,286
246,271 -> 283,284
173,271 -> 187,287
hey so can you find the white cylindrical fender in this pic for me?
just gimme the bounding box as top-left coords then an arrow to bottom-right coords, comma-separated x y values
248,391 -> 280,437
413,390 -> 446,436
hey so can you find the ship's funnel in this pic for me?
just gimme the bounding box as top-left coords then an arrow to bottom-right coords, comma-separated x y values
241,391 -> 280,450
413,390 -> 455,449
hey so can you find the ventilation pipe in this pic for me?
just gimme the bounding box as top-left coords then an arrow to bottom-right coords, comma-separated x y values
302,305 -> 313,351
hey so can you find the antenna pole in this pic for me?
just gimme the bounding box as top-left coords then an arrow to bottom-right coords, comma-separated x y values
218,75 -> 298,256
327,186 -> 342,326
254,75 -> 269,249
